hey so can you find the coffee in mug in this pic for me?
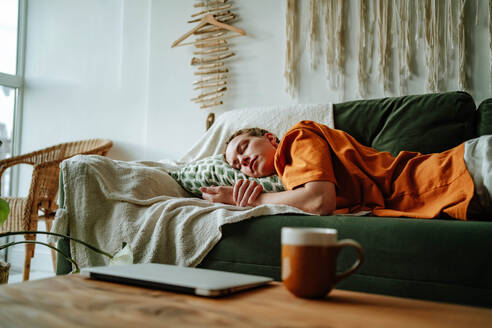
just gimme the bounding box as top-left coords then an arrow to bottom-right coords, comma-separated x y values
281,227 -> 363,299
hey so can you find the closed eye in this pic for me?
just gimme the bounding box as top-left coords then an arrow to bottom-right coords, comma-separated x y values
232,140 -> 249,170
240,140 -> 249,154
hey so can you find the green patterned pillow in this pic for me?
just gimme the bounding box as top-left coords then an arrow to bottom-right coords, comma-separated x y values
170,154 -> 285,197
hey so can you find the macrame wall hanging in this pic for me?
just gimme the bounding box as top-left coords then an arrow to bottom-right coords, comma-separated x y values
285,0 -> 298,97
172,0 -> 246,128
285,0 -> 491,98
490,0 -> 492,92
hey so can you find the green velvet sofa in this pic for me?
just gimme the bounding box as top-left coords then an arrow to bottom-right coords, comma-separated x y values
57,91 -> 492,308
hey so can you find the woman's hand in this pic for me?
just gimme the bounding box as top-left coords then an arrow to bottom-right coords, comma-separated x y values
200,186 -> 234,205
233,179 -> 263,207
200,180 -> 263,208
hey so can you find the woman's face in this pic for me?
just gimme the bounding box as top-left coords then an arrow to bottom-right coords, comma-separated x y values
225,133 -> 278,178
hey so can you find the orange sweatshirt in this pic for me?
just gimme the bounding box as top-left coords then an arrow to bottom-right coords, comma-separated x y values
274,121 -> 475,220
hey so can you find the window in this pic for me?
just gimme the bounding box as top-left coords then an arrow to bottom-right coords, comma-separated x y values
0,0 -> 26,261
0,86 -> 15,195
0,0 -> 26,196
0,0 -> 18,75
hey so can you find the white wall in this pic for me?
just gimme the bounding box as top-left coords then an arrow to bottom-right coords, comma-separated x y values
21,0 -> 492,164
22,0 -> 150,161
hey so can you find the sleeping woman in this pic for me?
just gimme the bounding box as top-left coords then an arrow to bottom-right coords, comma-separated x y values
200,120 -> 492,220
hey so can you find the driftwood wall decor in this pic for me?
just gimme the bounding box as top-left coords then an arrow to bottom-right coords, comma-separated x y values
172,0 -> 246,127
285,0 -> 492,99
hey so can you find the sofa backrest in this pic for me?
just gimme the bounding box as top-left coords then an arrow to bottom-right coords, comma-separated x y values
333,91 -> 477,155
478,97 -> 492,136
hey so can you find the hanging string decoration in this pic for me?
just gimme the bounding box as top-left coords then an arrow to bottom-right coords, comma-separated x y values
357,0 -> 376,98
323,0 -> 345,91
323,0 -> 334,88
424,0 -> 439,92
376,0 -> 392,94
308,0 -> 319,69
489,0 -> 492,92
334,0 -> 346,92
457,0 -> 468,91
285,0 -> 298,97
394,0 -> 412,94
444,0 -> 452,83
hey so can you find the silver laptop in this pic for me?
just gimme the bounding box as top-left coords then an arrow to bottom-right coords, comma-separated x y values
81,263 -> 273,297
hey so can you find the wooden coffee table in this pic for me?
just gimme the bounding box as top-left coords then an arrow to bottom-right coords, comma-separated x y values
0,274 -> 491,328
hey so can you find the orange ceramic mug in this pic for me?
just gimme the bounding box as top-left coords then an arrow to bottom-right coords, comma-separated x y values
281,227 -> 363,299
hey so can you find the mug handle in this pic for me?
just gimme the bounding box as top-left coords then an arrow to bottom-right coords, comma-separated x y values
334,239 -> 364,284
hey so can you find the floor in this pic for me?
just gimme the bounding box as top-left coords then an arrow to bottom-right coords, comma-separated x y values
7,269 -> 55,284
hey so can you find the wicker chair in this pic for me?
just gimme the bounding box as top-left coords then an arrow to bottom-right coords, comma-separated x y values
0,139 -> 113,281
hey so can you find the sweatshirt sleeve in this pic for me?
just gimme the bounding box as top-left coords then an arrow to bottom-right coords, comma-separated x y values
274,127 -> 337,190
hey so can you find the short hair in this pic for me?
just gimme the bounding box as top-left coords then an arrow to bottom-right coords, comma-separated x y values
225,127 -> 278,150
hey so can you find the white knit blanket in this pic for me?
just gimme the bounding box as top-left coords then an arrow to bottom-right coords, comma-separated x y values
51,104 -> 334,268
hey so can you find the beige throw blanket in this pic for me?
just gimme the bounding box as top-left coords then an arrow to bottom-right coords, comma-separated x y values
51,155 -> 307,268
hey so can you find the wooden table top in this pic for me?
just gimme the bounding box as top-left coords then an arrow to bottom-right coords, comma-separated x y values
0,274 -> 491,328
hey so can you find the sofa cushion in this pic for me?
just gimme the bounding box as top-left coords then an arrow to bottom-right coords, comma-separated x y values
478,98 -> 492,136
334,91 -> 477,155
